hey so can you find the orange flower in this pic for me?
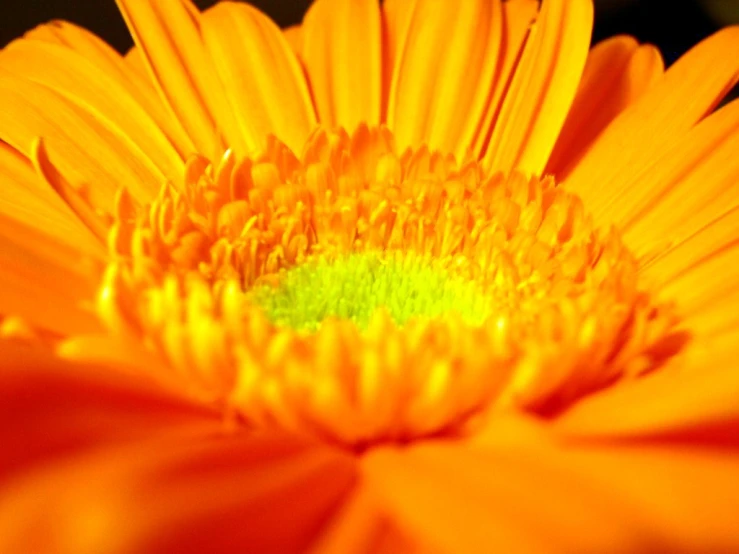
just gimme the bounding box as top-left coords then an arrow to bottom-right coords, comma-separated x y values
1,0 -> 739,552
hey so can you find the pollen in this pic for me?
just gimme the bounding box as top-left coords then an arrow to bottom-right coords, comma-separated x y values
96,124 -> 686,447
249,250 -> 493,331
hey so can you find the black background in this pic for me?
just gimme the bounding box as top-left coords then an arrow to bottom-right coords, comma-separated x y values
0,0 -> 722,67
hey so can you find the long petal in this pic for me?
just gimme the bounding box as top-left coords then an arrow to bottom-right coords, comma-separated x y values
565,26 -> 739,206
482,0 -> 593,175
0,39 -> 186,180
546,36 -> 664,179
200,2 -> 318,155
642,206 -> 739,364
0,142 -> 101,255
386,0 -> 504,160
115,0 -> 233,160
469,0 -> 540,158
617,100 -> 739,257
24,21 -> 194,158
0,75 -> 165,207
573,98 -> 739,362
301,0 -> 381,132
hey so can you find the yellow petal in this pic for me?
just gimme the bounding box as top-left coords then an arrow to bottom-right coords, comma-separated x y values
0,40 -> 186,180
565,26 -> 739,207
546,36 -> 664,179
115,0 -> 234,160
200,2 -> 318,155
482,0 -> 593,175
302,0 -> 381,131
387,0 -> 504,159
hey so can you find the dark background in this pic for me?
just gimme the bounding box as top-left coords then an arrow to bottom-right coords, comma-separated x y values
0,0 -> 730,66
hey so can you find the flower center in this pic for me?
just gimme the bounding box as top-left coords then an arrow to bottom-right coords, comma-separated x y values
93,125 -> 686,448
249,250 -> 492,331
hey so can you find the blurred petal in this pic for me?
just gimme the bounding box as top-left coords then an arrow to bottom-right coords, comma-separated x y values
201,2 -> 318,155
546,36 -> 664,179
482,0 -> 593,175
547,444 -> 739,553
363,429 -> 658,554
0,341 -> 213,476
365,413 -> 739,553
0,341 -> 357,554
283,25 -> 303,58
302,0 -> 381,131
555,358 -> 739,442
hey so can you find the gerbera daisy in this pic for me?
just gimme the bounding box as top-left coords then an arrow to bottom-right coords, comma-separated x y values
1,0 -> 739,551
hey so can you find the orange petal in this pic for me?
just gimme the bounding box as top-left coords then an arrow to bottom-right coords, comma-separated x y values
482,0 -> 593,175
546,36 -> 664,179
1,413 -> 354,553
115,0 -> 233,160
0,74 -> 168,208
386,0 -> 504,159
283,25 -> 303,58
545,444 -> 739,552
0,213 -> 101,336
0,142 -> 101,254
617,99 -> 739,258
0,340 -> 214,476
363,435 -> 658,554
469,0 -> 539,158
200,2 -> 318,155
565,26 -> 739,207
380,0 -> 415,121
124,45 -> 148,77
588,99 -> 739,361
0,39 -> 186,180
642,206 -> 739,362
308,486 -> 416,554
301,0 -> 381,131
24,21 -> 194,159
555,358 -> 739,442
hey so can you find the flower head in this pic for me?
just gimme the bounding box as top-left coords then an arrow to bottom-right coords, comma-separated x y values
1,0 -> 739,552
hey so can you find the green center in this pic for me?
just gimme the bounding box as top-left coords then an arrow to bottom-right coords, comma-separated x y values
248,251 -> 492,331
